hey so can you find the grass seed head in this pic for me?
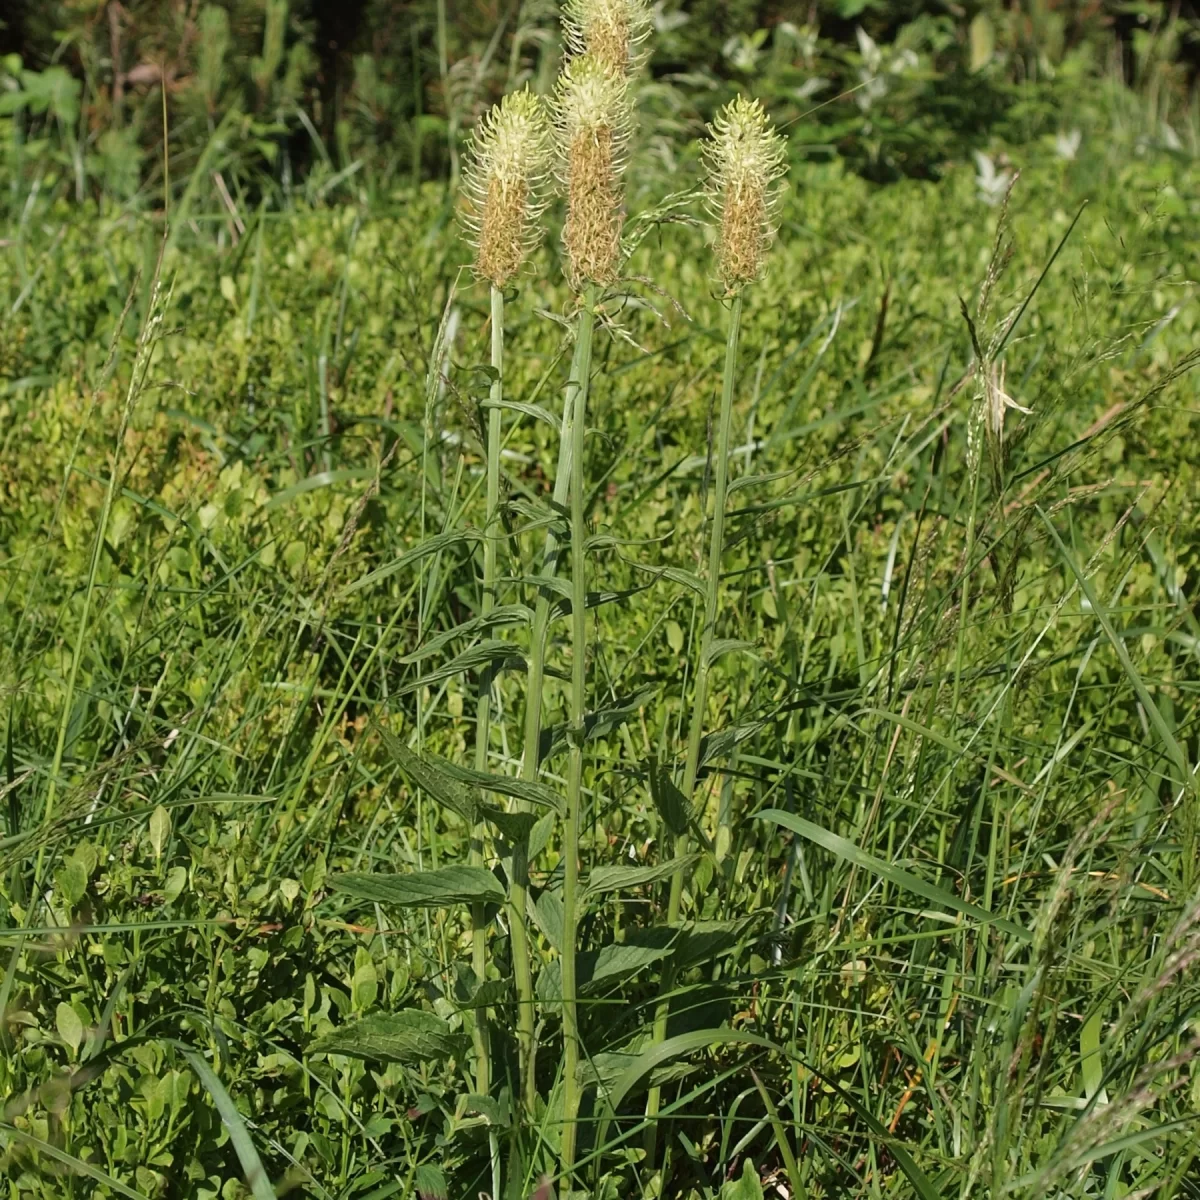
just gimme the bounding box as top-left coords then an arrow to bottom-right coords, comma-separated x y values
461,89 -> 553,288
563,0 -> 653,74
702,95 -> 787,293
554,55 -> 632,290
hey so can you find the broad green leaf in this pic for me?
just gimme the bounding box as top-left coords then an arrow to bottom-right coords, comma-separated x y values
331,867 -> 505,909
480,805 -> 539,844
969,12 -> 995,71
148,805 -> 171,857
757,808 -> 1032,942
649,759 -> 692,837
455,978 -> 509,1010
584,854 -> 699,899
413,1163 -> 448,1200
1080,1009 -> 1106,1102
310,1010 -> 464,1064
720,1159 -> 764,1200
537,928 -> 677,1004
55,1002 -> 84,1055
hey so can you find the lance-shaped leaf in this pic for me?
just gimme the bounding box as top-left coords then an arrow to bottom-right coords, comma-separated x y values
377,728 -> 480,823
758,808 -> 1032,942
584,854 -> 700,900
434,760 -> 562,811
330,867 -> 505,909
395,639 -> 524,696
311,1010 -> 465,1065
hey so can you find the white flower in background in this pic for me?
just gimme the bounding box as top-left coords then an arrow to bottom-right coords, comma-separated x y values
651,0 -> 689,34
1055,128 -> 1082,161
722,30 -> 768,73
974,150 -> 1013,206
1160,120 -> 1182,152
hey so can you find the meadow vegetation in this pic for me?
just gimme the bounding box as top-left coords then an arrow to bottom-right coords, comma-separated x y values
2,6 -> 1200,1200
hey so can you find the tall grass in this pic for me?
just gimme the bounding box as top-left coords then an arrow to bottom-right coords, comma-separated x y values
2,37 -> 1200,1200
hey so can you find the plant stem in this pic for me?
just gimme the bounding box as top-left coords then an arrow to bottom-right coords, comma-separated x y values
469,284 -> 505,1101
645,289 -> 743,1149
511,309 -> 589,1118
951,417 -> 984,727
560,284 -> 598,1178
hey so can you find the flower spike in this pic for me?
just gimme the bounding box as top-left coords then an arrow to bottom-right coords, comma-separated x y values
702,95 -> 787,293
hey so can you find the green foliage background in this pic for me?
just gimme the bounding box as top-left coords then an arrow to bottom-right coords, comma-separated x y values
2,3 -> 1200,1199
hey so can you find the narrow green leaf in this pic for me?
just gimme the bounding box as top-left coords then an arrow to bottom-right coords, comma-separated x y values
399,604 -> 531,664
395,639 -> 523,696
182,1050 -> 278,1200
0,1123 -> 151,1200
757,809 -> 1032,942
704,638 -> 756,667
601,1029 -> 944,1200
1040,510 -> 1191,786
341,530 -> 479,597
330,867 -> 505,909
264,467 -> 372,510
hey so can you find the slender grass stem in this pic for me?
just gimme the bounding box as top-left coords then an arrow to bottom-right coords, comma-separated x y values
560,284 -> 598,1178
950,422 -> 984,726
37,264 -> 167,882
511,312 -> 589,1117
645,290 -> 743,1149
469,284 -> 505,1101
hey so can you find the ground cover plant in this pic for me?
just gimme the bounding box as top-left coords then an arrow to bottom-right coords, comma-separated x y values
2,7 -> 1200,1199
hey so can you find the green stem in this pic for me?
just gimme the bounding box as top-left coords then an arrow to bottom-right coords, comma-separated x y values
951,418 -> 983,731
645,289 -> 743,1151
560,284 -> 598,1179
469,284 -> 505,1100
511,309 -> 589,1118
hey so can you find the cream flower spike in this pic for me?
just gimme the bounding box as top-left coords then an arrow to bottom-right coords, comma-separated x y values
553,54 -> 633,289
702,95 -> 788,294
461,89 -> 553,288
562,0 -> 653,75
